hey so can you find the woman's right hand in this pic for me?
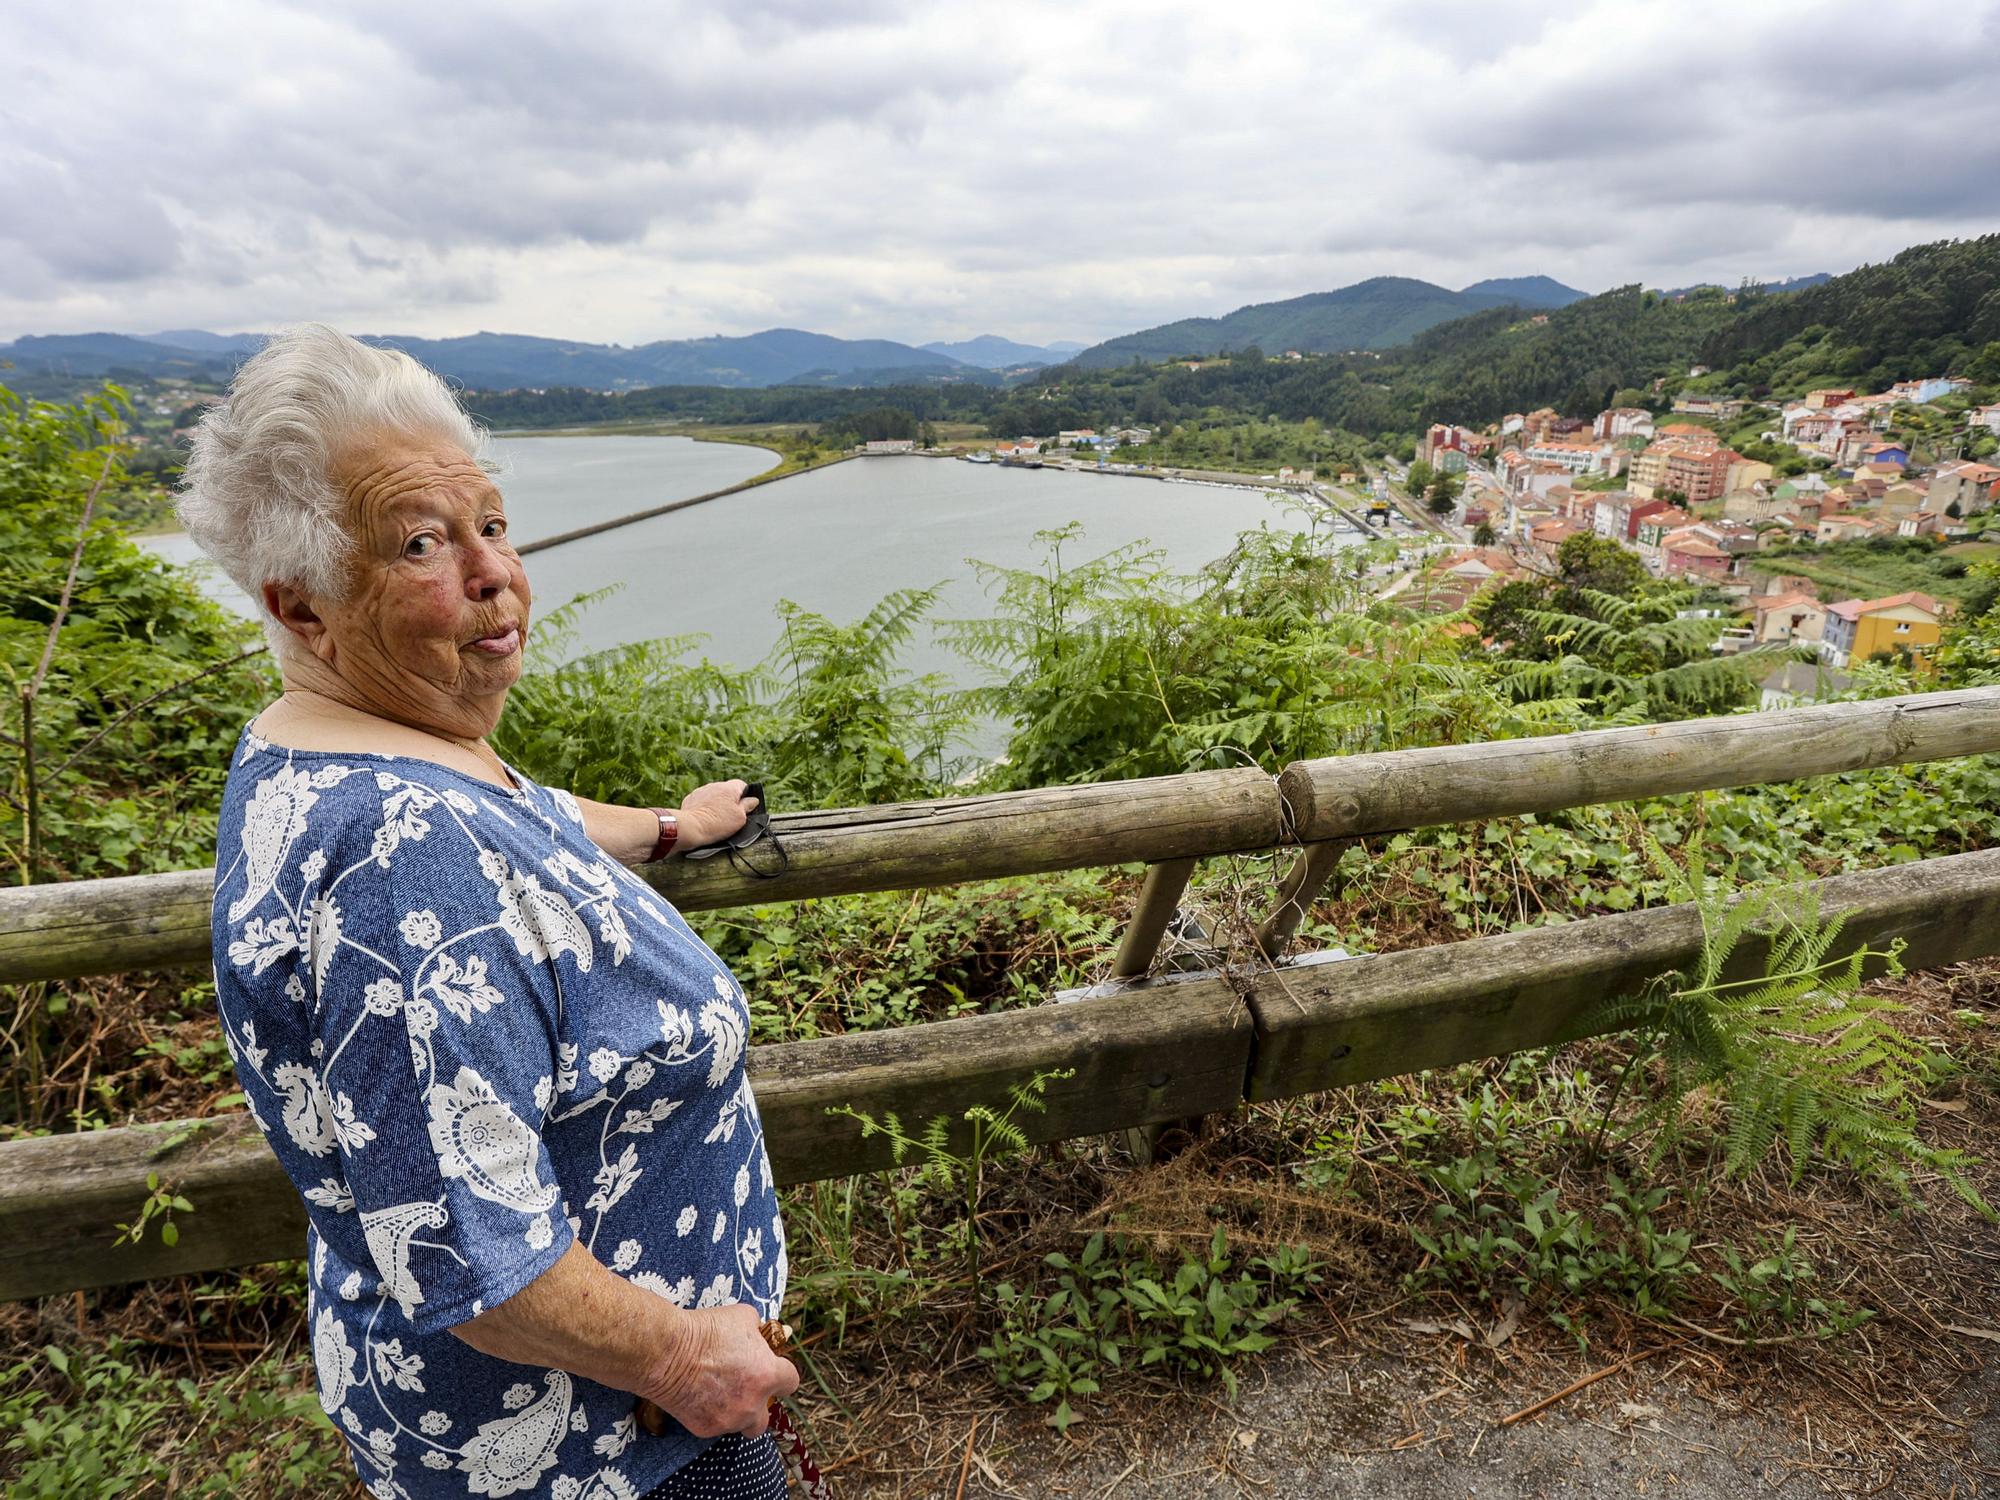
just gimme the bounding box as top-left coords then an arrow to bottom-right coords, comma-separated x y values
646,1303 -> 799,1439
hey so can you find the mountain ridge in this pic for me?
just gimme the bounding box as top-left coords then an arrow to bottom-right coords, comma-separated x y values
1066,273 -> 1586,368
919,334 -> 1080,369
0,273 -> 1588,392
0,327 -> 992,392
1460,275 -> 1589,307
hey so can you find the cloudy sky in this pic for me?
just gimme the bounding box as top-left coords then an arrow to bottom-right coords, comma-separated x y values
5,0 -> 1997,348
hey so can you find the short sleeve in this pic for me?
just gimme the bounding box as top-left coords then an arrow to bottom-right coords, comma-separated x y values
309,773 -> 576,1336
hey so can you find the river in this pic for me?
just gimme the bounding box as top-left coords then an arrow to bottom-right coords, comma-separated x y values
148,436 -> 1356,754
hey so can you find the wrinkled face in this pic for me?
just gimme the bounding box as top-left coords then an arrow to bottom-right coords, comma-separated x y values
311,431 -> 533,736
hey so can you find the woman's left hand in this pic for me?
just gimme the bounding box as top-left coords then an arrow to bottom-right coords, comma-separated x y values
677,779 -> 759,850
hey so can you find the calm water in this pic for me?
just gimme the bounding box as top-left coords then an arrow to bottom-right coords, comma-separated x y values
152,436 -> 1336,689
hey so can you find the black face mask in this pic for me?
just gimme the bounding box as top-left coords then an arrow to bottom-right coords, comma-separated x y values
681,782 -> 788,879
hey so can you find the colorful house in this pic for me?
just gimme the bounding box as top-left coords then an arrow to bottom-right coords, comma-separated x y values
1659,530 -> 1733,580
1751,591 -> 1827,646
1820,591 -> 1946,669
1928,461 -> 2000,515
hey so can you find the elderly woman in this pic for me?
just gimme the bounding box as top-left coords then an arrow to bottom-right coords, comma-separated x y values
179,325 -> 798,1500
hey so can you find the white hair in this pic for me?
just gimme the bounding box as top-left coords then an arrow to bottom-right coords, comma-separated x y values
177,323 -> 490,655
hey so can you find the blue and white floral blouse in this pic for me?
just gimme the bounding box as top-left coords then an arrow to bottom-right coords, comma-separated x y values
211,723 -> 786,1500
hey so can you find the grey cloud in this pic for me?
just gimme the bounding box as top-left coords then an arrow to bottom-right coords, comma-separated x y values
2,0 -> 1997,344
0,150 -> 182,282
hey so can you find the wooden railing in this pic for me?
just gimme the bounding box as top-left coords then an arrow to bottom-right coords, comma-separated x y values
4,688 -> 1999,1301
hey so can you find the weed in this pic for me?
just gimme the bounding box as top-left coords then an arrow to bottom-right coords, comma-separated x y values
1709,1227 -> 1876,1344
1590,831 -> 1992,1215
978,1229 -> 1322,1431
1,1342 -> 349,1498
828,1067 -> 1074,1289
112,1170 -> 193,1249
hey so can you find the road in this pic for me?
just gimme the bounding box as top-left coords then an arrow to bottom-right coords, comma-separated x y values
1371,460 -> 1470,543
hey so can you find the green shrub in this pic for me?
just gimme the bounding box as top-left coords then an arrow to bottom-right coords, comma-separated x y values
0,1343 -> 348,1499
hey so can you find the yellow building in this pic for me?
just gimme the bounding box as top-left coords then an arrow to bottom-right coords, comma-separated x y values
1821,591 -> 1945,670
1726,457 -> 1774,493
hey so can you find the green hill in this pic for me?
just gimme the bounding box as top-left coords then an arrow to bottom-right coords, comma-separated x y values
1067,275 -> 1580,368
996,236 -> 2000,446
1461,275 -> 1590,308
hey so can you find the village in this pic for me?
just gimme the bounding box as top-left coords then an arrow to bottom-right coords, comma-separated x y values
1401,375 -> 2000,694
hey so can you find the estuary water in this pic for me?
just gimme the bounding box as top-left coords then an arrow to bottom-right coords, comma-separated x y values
151,435 -> 1327,689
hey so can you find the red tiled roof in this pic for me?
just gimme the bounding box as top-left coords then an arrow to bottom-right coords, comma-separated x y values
1826,590 -> 1943,621
1754,591 -> 1819,613
1664,536 -> 1728,558
1431,546 -> 1522,578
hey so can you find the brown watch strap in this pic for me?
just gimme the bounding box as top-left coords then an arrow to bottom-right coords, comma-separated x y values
646,808 -> 678,862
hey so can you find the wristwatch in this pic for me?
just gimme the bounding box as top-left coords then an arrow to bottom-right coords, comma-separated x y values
646,808 -> 678,862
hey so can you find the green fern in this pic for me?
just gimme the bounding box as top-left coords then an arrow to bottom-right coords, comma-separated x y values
828,1067 -> 1075,1287
1589,830 -> 1991,1217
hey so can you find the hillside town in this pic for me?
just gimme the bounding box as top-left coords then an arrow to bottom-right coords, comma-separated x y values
1407,373 -> 2000,685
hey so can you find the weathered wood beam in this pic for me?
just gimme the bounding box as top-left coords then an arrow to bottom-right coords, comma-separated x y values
753,975 -> 1251,1183
0,980 -> 1252,1301
0,770 -> 1282,985
7,690 -> 1999,987
1280,687 -> 2000,843
1252,840 -> 1349,960
1245,844 -> 2000,1100
0,868 -> 217,987
0,1114 -> 309,1303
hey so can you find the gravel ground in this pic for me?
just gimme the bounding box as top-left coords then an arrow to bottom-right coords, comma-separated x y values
855,1342 -> 2000,1500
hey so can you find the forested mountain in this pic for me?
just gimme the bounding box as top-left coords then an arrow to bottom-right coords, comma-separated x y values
466,236 -> 2000,452
1068,274 -> 1586,368
14,240 -> 1991,449
1657,273 -> 1832,297
919,335 -> 1081,369
0,327 -> 982,391
0,333 -> 241,383
136,330 -> 265,354
1694,236 -> 2000,396
970,237 -> 1998,452
1461,276 -> 1589,307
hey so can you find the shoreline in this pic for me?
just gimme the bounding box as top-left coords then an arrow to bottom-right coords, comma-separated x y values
513,448 -> 856,556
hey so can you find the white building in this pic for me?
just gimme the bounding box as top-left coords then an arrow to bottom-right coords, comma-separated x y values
1593,407 -> 1655,440
1524,440 -> 1620,477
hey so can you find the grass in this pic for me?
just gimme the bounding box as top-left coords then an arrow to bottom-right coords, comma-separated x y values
1754,539 -> 1983,605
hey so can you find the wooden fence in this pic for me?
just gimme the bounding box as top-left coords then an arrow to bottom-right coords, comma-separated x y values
3,687 -> 1999,1301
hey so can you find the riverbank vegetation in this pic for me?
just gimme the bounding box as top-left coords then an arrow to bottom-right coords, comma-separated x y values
4,388 -> 1999,1494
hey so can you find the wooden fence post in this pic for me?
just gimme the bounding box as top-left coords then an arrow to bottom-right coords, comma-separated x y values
1111,857 -> 1201,979
1253,840 -> 1351,960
